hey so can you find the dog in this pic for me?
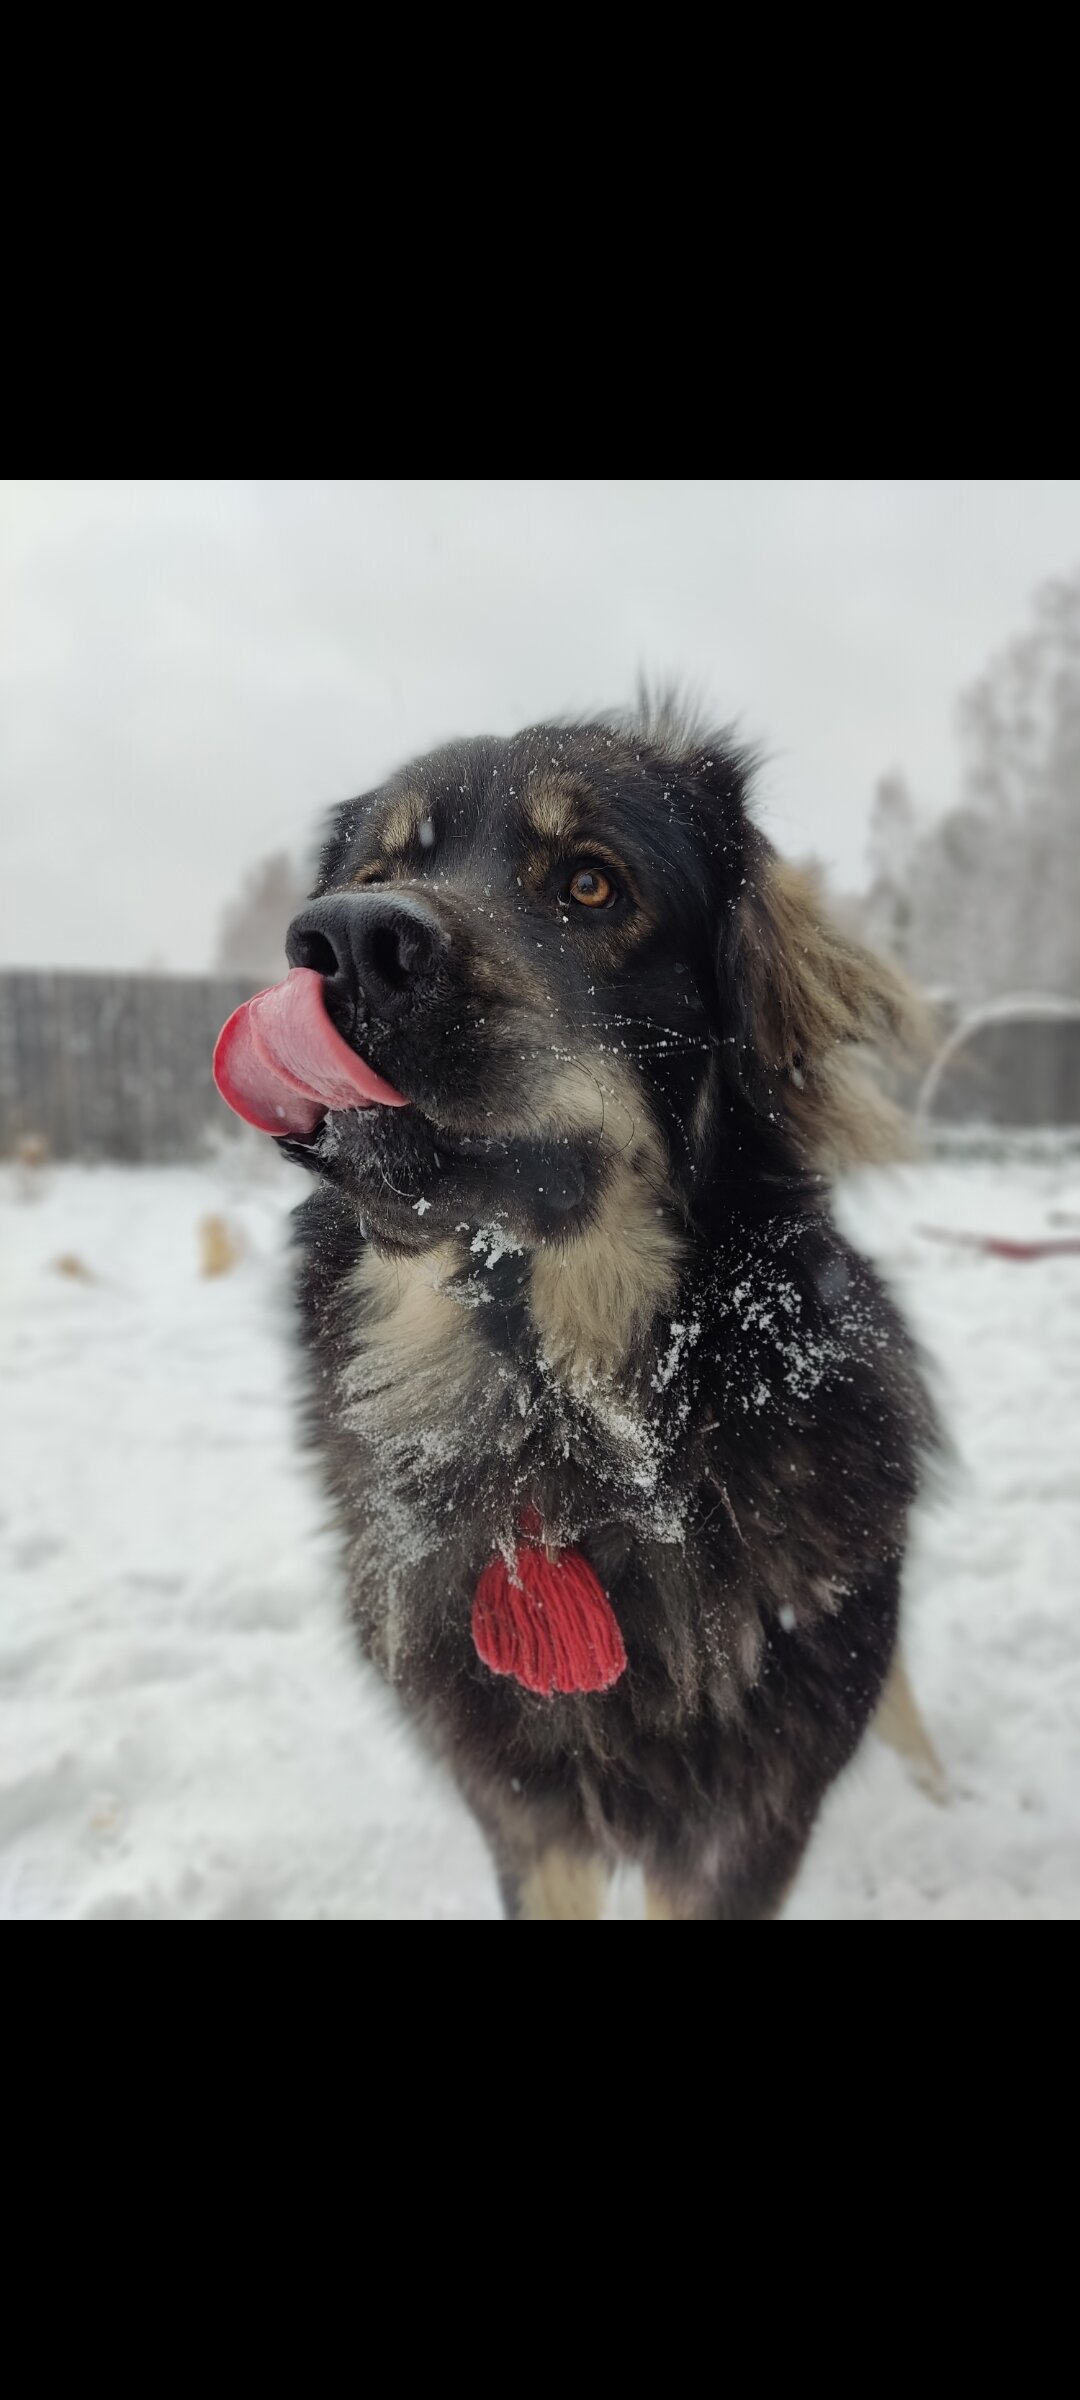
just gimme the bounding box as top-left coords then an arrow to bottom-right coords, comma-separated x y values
233,705 -> 939,1918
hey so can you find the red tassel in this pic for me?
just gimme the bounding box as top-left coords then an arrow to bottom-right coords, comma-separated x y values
472,1529 -> 627,1697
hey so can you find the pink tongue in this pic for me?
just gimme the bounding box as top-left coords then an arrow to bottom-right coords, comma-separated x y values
213,967 -> 408,1137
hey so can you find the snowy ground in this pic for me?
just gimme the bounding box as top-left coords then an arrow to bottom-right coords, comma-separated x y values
2,1143 -> 1078,1920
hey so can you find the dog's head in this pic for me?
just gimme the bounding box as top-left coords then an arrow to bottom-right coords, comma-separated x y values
277,709 -> 918,1259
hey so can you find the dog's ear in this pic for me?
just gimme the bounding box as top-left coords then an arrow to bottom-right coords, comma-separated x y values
736,836 -> 932,1169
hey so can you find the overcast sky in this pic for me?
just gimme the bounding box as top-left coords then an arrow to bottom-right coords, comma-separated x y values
2,479 -> 1078,972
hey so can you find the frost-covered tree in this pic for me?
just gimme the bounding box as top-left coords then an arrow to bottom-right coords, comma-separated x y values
864,774 -> 917,967
857,571 -> 1080,1004
214,852 -> 308,981
958,572 -> 1080,824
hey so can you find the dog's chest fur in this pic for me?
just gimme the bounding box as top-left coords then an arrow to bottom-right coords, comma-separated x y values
298,1192 -> 924,1756
337,1237 -> 692,1569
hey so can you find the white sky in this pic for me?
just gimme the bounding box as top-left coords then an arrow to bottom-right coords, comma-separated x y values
2,478 -> 1078,971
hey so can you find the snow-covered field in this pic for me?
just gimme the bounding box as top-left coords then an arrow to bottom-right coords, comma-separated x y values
2,1145 -> 1078,1920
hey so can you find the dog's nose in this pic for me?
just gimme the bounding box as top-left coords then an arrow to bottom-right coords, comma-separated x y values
285,894 -> 449,1025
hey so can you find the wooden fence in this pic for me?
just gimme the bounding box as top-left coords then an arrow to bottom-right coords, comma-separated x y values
0,971 -> 258,1162
2,969 -> 1079,1165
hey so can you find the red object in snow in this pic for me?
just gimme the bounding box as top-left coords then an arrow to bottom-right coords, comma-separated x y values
213,967 -> 407,1136
472,1514 -> 626,1696
919,1227 -> 1080,1262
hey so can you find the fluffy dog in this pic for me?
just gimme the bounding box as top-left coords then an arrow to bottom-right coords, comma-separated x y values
263,707 -> 937,1918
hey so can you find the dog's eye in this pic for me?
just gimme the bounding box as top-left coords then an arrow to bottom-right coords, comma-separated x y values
566,866 -> 616,909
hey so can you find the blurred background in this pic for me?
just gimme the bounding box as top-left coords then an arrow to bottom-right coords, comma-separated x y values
2,479 -> 1078,1918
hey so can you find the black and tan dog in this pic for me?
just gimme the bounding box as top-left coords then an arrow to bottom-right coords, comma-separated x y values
270,707 -> 938,1919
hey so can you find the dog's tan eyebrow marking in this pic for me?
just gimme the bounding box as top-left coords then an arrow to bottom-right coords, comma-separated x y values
376,791 -> 424,854
350,793 -> 438,882
523,781 -> 579,847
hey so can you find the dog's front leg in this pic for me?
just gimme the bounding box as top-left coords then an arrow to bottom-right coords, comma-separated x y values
467,1787 -> 612,1920
508,1846 -> 612,1922
644,1829 -> 806,1923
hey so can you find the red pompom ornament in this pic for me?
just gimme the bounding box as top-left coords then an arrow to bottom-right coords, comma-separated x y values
472,1510 -> 626,1697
